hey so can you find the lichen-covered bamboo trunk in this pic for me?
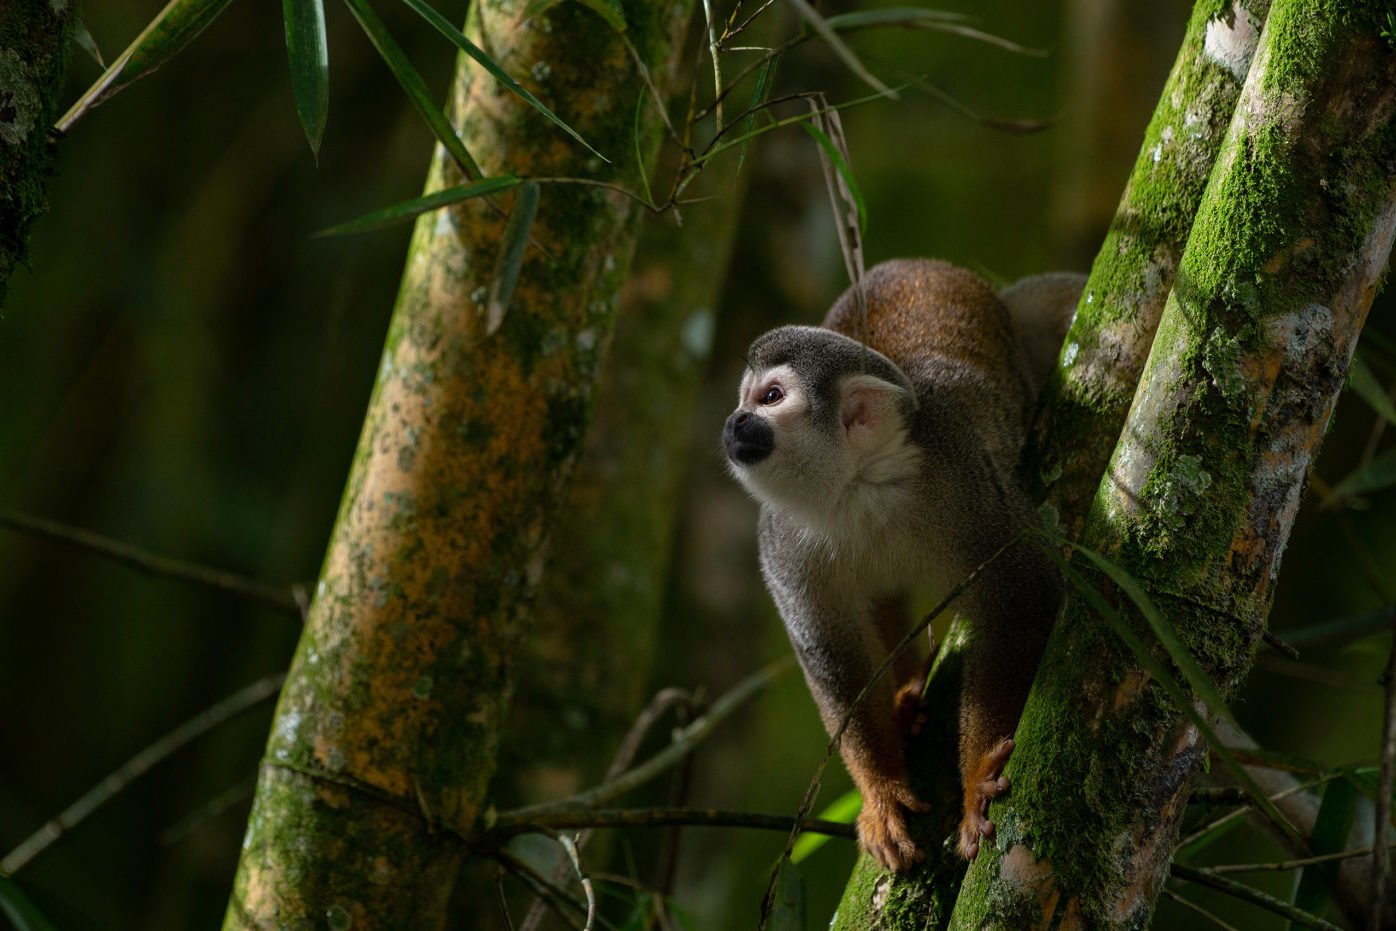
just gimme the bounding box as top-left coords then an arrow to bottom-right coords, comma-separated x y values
833,1 -> 1269,924
954,2 -> 1396,926
222,1 -> 693,925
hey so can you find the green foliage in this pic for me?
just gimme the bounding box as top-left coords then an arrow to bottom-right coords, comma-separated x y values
0,875 -> 58,931
343,0 -> 482,178
317,175 -> 522,236
400,0 -> 607,161
791,789 -> 859,864
58,0 -> 237,131
282,0 -> 329,159
1292,777 -> 1358,926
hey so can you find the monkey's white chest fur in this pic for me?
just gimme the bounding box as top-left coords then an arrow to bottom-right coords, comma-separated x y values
769,435 -> 939,597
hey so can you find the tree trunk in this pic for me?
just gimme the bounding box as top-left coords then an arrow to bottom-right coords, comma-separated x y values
1030,0 -> 1272,538
498,161 -> 744,816
834,1 -> 1269,923
0,0 -> 75,308
953,1 -> 1396,926
222,1 -> 694,925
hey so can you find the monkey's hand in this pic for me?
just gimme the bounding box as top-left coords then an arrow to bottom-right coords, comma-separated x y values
957,738 -> 1014,860
892,652 -> 935,737
857,777 -> 931,872
893,678 -> 929,737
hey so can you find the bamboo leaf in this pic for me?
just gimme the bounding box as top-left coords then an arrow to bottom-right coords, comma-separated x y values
316,176 -> 522,237
283,0 -> 330,160
522,0 -> 626,33
486,181 -> 540,334
1330,447 -> 1396,500
1176,807 -> 1247,859
791,788 -> 859,863
822,8 -> 1044,56
1347,352 -> 1396,427
343,0 -> 482,179
1057,535 -> 1233,725
1291,777 -> 1357,927
632,92 -> 654,207
58,0 -> 237,132
823,7 -> 973,26
737,57 -> 779,177
800,121 -> 866,238
768,858 -> 807,931
0,876 -> 57,931
1051,554 -> 1301,843
398,0 -> 609,162
73,17 -> 106,68
785,0 -> 896,100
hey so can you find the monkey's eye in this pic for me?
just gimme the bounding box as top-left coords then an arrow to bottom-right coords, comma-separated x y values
761,385 -> 784,405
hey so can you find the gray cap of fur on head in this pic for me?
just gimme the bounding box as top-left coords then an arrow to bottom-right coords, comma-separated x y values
747,325 -> 916,432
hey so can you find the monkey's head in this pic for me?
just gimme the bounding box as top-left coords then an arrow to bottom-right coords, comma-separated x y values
724,326 -> 918,519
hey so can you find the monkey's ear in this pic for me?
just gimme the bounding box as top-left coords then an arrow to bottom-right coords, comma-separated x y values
839,374 -> 911,445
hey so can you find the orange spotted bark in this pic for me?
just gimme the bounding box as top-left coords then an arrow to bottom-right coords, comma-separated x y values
223,1 -> 694,926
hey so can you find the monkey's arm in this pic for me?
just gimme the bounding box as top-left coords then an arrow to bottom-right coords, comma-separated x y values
760,537 -> 929,871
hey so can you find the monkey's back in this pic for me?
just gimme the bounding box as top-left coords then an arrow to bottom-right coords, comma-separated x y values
822,258 -> 1033,472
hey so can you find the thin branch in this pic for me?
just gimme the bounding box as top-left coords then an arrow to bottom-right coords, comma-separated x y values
518,687 -> 694,931
699,0 -> 724,128
484,806 -> 856,840
1161,888 -> 1241,931
1189,786 -> 1250,806
1262,629 -> 1301,659
1205,843 -> 1394,874
1170,863 -> 1343,931
496,851 -> 586,931
496,658 -> 794,825
496,869 -> 518,931
0,508 -> 301,616
3,673 -> 284,873
159,776 -> 257,845
721,0 -> 778,45
557,834 -> 596,931
1177,772 -> 1339,851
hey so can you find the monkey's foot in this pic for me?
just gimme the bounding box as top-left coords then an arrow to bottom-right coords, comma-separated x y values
957,738 -> 1014,860
857,780 -> 932,872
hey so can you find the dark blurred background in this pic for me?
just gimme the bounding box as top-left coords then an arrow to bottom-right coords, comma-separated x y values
3,0 -> 1393,927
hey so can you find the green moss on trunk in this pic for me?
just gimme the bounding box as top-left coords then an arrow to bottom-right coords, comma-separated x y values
955,1 -> 1396,926
0,0 -> 76,308
832,1 -> 1273,925
223,0 -> 695,925
1029,0 -> 1271,540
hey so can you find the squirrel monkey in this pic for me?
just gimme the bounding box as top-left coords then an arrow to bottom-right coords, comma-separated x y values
723,259 -> 1082,869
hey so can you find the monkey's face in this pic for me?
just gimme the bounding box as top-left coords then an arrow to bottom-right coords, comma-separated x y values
725,358 -> 915,521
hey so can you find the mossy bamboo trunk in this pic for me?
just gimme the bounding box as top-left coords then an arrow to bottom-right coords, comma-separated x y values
501,191 -> 743,802
222,1 -> 693,926
833,1 -> 1269,924
1030,0 -> 1273,538
0,0 -> 75,308
954,1 -> 1396,926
